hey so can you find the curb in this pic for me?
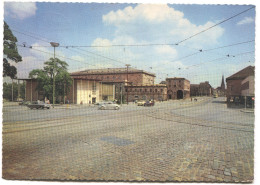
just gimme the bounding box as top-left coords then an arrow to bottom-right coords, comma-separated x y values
240,110 -> 254,113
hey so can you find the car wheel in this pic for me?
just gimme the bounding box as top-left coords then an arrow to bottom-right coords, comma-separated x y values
101,106 -> 105,110
115,106 -> 119,110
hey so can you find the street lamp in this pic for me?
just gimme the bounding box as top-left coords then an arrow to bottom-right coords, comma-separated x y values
50,42 -> 59,105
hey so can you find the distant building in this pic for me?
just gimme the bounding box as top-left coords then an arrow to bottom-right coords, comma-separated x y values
191,81 -> 212,97
216,75 -> 226,96
126,84 -> 167,102
70,67 -> 155,103
190,84 -> 200,97
226,66 -> 255,108
166,78 -> 190,99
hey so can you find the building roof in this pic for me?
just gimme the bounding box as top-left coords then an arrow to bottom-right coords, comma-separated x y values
190,84 -> 199,87
70,67 -> 156,77
226,66 -> 255,81
166,77 -> 190,82
72,76 -> 102,81
127,84 -> 167,87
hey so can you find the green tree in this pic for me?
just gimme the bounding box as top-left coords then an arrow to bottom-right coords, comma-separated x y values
3,21 -> 22,78
29,58 -> 72,103
3,82 -> 25,101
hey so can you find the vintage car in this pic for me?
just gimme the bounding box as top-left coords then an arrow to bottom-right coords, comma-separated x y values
144,100 -> 155,107
137,100 -> 146,106
27,101 -> 51,109
98,102 -> 120,110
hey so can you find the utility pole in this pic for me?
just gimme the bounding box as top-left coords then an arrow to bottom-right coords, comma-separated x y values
150,67 -> 154,101
120,83 -> 123,105
126,64 -> 130,104
50,42 -> 59,106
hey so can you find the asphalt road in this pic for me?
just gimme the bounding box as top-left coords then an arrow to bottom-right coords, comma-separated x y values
2,97 -> 254,182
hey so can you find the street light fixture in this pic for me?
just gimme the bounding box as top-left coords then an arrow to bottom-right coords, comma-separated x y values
50,42 -> 59,105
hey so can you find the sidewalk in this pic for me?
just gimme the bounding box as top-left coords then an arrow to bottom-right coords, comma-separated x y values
240,108 -> 254,113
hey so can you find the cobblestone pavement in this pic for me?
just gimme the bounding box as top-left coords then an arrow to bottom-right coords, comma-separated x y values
2,97 -> 254,182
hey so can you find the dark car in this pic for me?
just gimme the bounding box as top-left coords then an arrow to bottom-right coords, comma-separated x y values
19,101 -> 30,106
144,100 -> 155,107
27,101 -> 51,109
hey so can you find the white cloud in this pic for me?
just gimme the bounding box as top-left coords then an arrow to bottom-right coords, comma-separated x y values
154,46 -> 177,58
5,2 -> 37,20
102,4 -> 224,47
91,4 -> 226,83
237,17 -> 254,25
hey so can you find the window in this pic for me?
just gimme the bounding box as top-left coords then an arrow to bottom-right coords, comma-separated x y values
92,81 -> 96,94
155,89 -> 158,92
145,89 -> 147,92
161,89 -> 163,92
150,89 -> 152,92
174,85 -> 176,87
125,89 -> 128,92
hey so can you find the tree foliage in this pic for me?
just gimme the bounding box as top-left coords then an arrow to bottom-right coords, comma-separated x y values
3,22 -> 22,78
29,58 -> 72,103
3,82 -> 25,101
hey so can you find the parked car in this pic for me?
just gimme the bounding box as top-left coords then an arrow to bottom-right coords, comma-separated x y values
137,100 -> 146,106
27,101 -> 51,109
98,102 -> 120,110
144,100 -> 155,107
19,101 -> 30,106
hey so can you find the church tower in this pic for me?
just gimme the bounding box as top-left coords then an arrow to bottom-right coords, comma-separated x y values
221,75 -> 225,91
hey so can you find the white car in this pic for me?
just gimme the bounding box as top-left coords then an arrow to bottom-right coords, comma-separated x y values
98,102 -> 120,110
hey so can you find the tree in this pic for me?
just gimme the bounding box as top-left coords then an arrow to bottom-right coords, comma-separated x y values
3,81 -> 25,101
29,58 -> 72,103
3,21 -> 22,78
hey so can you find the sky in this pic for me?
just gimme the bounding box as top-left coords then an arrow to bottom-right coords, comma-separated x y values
3,1 -> 256,88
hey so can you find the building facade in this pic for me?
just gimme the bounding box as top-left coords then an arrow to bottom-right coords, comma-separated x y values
24,78 -> 114,104
70,67 -> 156,103
226,66 -> 255,107
166,78 -> 190,100
190,81 -> 212,97
125,84 -> 167,102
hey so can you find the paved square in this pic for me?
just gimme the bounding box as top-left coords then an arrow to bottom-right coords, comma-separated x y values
2,97 -> 254,182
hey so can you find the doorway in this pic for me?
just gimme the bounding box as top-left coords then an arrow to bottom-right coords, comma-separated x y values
177,90 -> 183,99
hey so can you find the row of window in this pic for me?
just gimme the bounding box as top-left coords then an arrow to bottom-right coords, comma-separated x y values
126,88 -> 164,93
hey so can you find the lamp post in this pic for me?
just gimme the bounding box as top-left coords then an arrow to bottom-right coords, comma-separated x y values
50,42 -> 59,105
125,64 -> 131,104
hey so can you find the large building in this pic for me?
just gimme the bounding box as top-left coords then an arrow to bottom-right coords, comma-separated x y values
70,67 -> 156,103
166,78 -> 190,100
226,65 -> 255,107
190,81 -> 212,97
23,78 -> 114,104
125,84 -> 167,102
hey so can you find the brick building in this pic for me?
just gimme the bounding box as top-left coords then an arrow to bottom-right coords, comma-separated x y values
125,84 -> 167,102
70,67 -> 156,103
166,78 -> 190,99
226,65 -> 255,107
190,81 -> 212,97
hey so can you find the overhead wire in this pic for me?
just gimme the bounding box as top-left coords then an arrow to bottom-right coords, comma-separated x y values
170,39 -> 255,63
175,6 -> 255,45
